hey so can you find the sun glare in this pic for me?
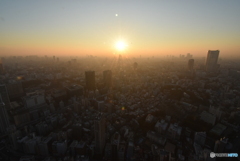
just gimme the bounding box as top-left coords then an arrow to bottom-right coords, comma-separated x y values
115,40 -> 128,52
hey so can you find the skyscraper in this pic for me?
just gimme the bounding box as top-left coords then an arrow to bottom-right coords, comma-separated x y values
85,71 -> 96,91
103,70 -> 112,89
94,113 -> 106,154
205,50 -> 220,73
0,85 -> 11,110
0,94 -> 10,134
188,59 -> 194,71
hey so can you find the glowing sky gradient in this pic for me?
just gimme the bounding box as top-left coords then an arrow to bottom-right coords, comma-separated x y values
0,0 -> 240,57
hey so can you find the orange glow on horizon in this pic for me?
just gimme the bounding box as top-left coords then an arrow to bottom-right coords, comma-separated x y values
0,32 -> 240,57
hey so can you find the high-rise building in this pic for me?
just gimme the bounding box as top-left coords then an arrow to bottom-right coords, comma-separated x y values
94,113 -> 106,154
8,125 -> 21,150
0,85 -> 11,110
205,50 -> 220,73
103,70 -> 112,89
85,71 -> 96,91
188,59 -> 194,71
0,94 -> 10,134
186,53 -> 193,59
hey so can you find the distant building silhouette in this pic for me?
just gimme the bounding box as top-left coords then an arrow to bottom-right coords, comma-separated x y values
103,70 -> 112,89
188,59 -> 194,71
186,53 -> 193,59
0,94 -> 10,134
94,114 -> 106,154
205,50 -> 220,73
85,71 -> 96,91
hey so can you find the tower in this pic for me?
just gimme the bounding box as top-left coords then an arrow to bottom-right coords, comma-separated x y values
0,94 -> 10,134
205,50 -> 220,73
94,113 -> 106,154
103,70 -> 112,89
85,71 -> 96,91
188,59 -> 194,71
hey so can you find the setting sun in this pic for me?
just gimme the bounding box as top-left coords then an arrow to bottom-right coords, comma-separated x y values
115,40 -> 128,52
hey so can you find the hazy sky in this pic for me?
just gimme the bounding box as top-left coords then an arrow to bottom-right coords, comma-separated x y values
0,0 -> 240,57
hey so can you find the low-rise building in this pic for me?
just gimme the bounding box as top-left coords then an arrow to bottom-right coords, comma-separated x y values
155,119 -> 168,134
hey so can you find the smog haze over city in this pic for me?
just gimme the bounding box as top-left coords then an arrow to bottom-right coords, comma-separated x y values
1,1 -> 240,161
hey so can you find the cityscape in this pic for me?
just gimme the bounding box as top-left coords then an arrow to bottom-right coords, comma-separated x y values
1,1 -> 240,161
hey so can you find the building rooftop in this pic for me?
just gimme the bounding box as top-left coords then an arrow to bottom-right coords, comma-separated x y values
10,101 -> 21,109
155,119 -> 168,131
210,123 -> 227,136
65,84 -> 83,91
76,141 -> 86,148
41,136 -> 52,144
200,111 -> 216,125
70,140 -> 78,148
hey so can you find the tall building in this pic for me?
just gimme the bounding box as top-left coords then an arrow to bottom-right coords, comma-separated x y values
94,113 -> 106,154
85,71 -> 96,91
0,85 -> 11,110
133,62 -> 138,70
0,94 -> 10,134
205,50 -> 220,73
188,59 -> 194,71
103,70 -> 112,89
186,53 -> 193,59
